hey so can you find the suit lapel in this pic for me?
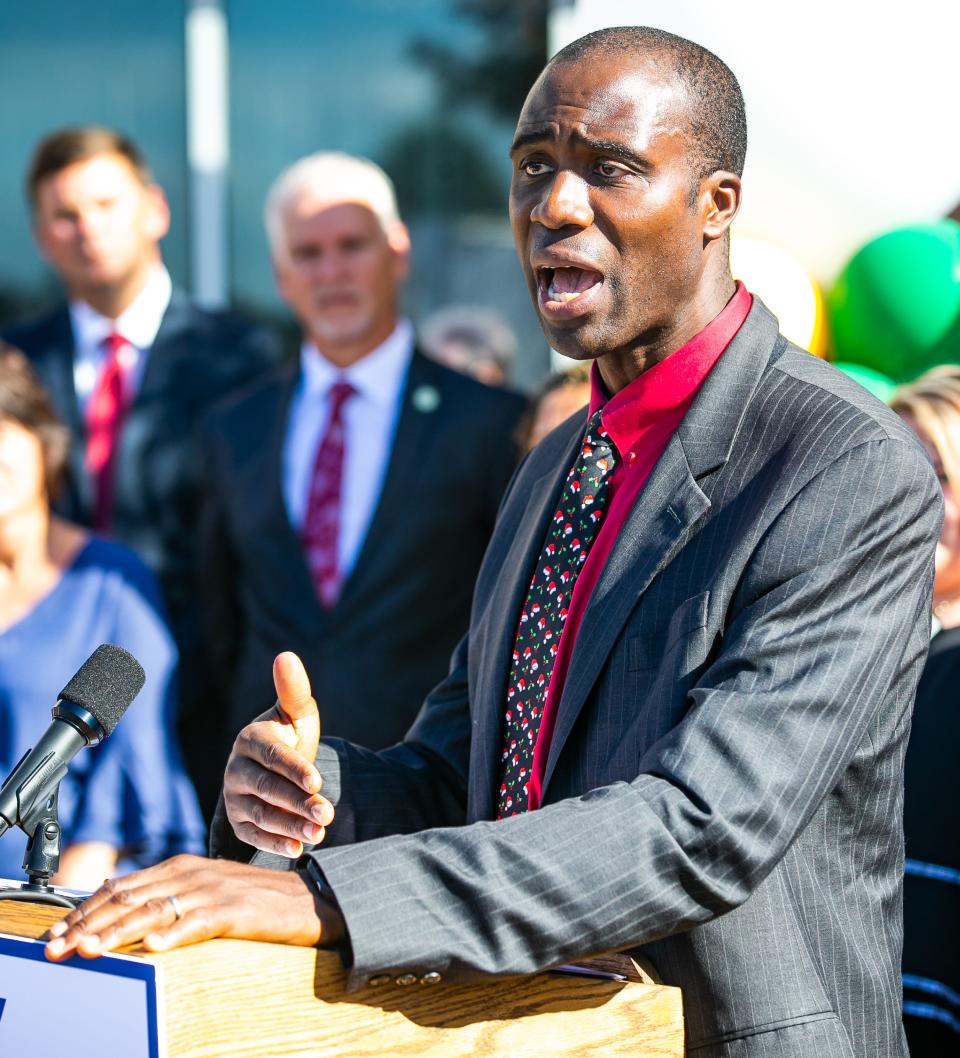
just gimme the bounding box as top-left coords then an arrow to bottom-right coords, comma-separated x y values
334,351 -> 440,608
254,370 -> 336,633
540,439 -> 710,793
38,308 -> 84,434
112,297 -> 180,495
35,309 -> 92,517
468,427 -> 582,820
538,297 -> 784,798
129,290 -> 193,407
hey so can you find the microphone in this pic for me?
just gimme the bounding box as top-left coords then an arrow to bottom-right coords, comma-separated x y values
0,644 -> 145,837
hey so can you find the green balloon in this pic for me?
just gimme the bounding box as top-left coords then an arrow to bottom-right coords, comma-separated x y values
832,362 -> 898,403
828,220 -> 960,381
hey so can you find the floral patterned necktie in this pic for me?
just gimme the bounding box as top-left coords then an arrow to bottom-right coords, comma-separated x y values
497,408 -> 619,817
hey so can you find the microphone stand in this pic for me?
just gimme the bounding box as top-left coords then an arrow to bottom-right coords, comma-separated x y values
0,786 -> 81,909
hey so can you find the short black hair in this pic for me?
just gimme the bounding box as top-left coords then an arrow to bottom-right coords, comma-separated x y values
550,26 -> 747,180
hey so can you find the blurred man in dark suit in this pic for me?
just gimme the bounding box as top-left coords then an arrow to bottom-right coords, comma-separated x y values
1,126 -> 280,651
193,152 -> 526,818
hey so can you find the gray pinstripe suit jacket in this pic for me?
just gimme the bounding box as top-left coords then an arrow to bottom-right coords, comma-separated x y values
214,298 -> 941,1056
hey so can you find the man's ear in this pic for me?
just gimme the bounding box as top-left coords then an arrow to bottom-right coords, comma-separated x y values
32,218 -> 54,263
700,171 -> 742,244
272,255 -> 294,307
142,183 -> 171,243
387,221 -> 411,283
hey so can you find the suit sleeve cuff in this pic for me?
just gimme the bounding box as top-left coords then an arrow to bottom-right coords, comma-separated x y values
303,857 -> 354,967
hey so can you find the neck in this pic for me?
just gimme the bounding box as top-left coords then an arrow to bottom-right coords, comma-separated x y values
0,513 -> 87,629
306,316 -> 399,370
73,257 -> 159,319
0,502 -> 51,583
597,270 -> 737,395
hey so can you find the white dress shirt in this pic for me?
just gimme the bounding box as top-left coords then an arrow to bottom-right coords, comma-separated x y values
69,264 -> 173,411
283,318 -> 414,582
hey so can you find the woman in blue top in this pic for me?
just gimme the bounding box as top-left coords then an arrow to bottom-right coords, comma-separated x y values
0,343 -> 204,889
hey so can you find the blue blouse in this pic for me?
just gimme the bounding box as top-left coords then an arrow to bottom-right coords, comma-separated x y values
0,537 -> 205,882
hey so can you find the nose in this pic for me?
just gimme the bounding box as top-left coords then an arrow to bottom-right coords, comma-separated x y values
529,170 -> 594,230
75,207 -> 107,241
311,250 -> 351,284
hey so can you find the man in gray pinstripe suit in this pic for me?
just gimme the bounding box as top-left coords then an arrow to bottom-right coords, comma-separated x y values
47,26 -> 941,1058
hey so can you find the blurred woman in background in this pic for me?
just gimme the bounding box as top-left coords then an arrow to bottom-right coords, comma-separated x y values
0,342 -> 203,890
891,367 -> 960,1053
518,363 -> 592,453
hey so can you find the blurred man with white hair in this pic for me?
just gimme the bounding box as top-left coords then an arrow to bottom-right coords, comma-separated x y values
192,152 -> 526,818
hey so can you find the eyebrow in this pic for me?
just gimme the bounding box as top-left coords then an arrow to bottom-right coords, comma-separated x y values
509,129 -> 649,170
509,128 -> 554,155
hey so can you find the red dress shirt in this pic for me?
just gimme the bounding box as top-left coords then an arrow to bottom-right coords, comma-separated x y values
527,282 -> 753,809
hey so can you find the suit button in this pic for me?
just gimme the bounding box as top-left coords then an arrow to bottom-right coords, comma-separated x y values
367,974 -> 391,987
395,973 -> 418,986
420,972 -> 442,985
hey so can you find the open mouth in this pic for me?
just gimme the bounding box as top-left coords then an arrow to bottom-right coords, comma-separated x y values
536,265 -> 604,318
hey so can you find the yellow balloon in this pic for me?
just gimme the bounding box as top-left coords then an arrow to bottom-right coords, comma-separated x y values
731,237 -> 829,357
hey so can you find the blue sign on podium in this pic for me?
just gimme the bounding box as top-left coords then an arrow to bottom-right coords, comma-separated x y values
0,933 -> 162,1057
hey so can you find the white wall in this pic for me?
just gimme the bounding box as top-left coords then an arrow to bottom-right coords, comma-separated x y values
550,2 -> 960,283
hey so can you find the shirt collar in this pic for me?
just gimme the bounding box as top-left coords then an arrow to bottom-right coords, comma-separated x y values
300,318 -> 414,406
589,281 -> 753,454
69,264 -> 173,351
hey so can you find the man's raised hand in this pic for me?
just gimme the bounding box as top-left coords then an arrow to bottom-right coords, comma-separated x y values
223,651 -> 334,856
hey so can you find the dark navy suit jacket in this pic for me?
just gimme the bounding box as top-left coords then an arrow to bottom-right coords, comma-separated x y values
197,350 -> 526,818
2,292 -> 281,630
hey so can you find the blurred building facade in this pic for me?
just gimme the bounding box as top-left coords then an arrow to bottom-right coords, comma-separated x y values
0,1 -> 552,388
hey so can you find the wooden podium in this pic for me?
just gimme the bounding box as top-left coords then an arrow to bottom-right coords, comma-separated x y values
0,900 -> 683,1057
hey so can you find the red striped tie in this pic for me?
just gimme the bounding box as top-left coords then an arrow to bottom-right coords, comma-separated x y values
300,380 -> 356,608
85,332 -> 130,531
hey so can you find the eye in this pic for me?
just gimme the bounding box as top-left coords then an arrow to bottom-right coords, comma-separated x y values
291,245 -> 320,263
520,158 -> 553,178
593,160 -> 628,179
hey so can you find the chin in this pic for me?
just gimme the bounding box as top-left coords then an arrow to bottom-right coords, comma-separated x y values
539,322 -> 604,363
314,319 -> 378,353
77,265 -> 128,291
314,313 -> 364,338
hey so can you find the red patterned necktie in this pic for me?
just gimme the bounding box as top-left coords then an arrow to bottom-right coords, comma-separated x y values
497,408 -> 619,817
301,379 -> 356,608
85,331 -> 130,531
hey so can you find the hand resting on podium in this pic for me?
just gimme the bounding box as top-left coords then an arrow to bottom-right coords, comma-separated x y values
44,653 -> 344,961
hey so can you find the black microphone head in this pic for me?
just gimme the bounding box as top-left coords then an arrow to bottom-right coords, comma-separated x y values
58,644 -> 146,737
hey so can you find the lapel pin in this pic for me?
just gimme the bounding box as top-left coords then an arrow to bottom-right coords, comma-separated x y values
412,384 -> 441,413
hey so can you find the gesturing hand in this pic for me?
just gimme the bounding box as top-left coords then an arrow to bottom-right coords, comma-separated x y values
224,652 -> 334,856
